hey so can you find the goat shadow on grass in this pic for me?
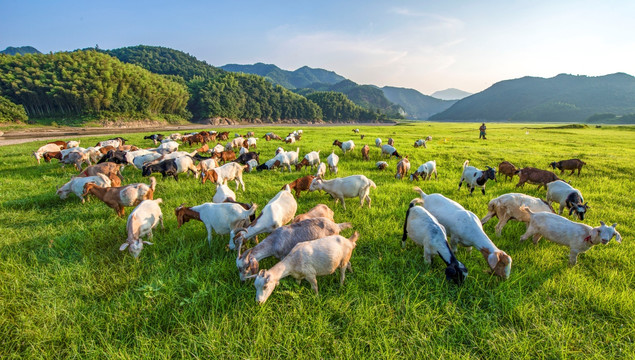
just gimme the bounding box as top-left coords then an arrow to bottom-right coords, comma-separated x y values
2,192 -> 71,212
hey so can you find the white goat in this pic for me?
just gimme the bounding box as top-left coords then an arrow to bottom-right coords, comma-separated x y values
120,199 -> 164,258
296,151 -> 320,171
252,232 -> 359,304
272,147 -> 300,172
309,175 -> 376,209
197,158 -> 218,173
231,186 -> 298,250
410,160 -> 438,181
246,159 -> 258,172
481,193 -> 554,236
381,144 -> 401,159
333,140 -> 355,154
56,174 -> 111,203
170,133 -> 182,141
413,187 -> 512,279
376,161 -> 388,170
213,183 -> 236,203
327,151 -> 339,174
402,199 -> 468,284
201,162 -> 246,191
156,140 -> 179,154
247,137 -> 257,148
239,147 -> 248,156
375,138 -> 382,147
546,180 -> 588,220
315,162 -> 326,179
414,139 -> 427,148
519,207 -> 622,265
458,160 -> 497,195
66,140 -> 80,148
212,143 -> 225,155
33,143 -> 63,164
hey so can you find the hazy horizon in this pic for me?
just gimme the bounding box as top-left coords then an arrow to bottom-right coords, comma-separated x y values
2,0 -> 634,95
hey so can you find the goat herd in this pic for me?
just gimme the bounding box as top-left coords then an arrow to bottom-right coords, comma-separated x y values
31,128 -> 622,304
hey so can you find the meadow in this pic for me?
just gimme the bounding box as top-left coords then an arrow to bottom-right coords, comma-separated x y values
1,123 -> 634,359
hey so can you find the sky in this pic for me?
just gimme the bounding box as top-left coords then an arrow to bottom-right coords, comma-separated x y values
2,0 -> 634,95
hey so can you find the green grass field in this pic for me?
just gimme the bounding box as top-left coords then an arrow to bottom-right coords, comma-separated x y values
1,123 -> 634,359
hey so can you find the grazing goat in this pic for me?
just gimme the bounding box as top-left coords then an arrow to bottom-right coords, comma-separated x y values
381,144 -> 401,159
213,150 -> 236,164
333,140 -> 355,154
375,138 -> 382,147
402,199 -> 468,284
414,187 -> 512,279
48,140 -> 68,149
395,156 -> 411,180
170,133 -> 182,141
549,159 -> 586,175
546,180 -> 588,220
236,217 -> 352,281
414,139 -> 427,148
175,202 -> 257,248
84,177 -> 156,216
247,137 -> 257,148
409,160 -> 437,181
498,161 -> 519,182
295,151 -> 320,171
315,162 -> 326,179
327,151 -> 339,174
66,140 -> 80,148
425,135 -> 432,141
376,161 -> 388,170
246,159 -> 258,172
33,143 -> 64,164
252,232 -> 359,303
232,186 -> 298,250
144,134 -> 164,145
361,144 -> 370,161
62,151 -> 91,171
213,183 -> 236,203
246,131 -> 255,138
196,158 -> 218,173
201,162 -> 247,191
142,159 -> 179,181
120,199 -> 164,258
352,128 -> 360,133
57,174 -> 111,203
78,163 -> 124,187
284,175 -> 315,198
387,138 -> 394,146
519,207 -> 622,265
458,160 -> 496,195
156,140 -> 179,154
309,175 -> 376,209
293,204 -> 335,223
516,167 -> 562,190
272,147 -> 300,172
481,193 -> 554,236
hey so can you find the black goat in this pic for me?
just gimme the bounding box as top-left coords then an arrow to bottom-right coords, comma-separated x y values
142,159 -> 179,181
98,150 -> 128,164
234,152 -> 260,165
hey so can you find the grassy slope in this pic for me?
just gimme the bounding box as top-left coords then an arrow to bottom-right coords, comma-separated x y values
1,123 -> 633,359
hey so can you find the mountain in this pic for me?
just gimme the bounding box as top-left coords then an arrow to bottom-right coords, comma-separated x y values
430,88 -> 472,100
430,73 -> 635,122
0,46 -> 42,55
220,63 -> 345,89
382,86 -> 456,119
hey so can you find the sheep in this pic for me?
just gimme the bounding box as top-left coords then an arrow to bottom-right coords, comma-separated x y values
545,180 -> 588,220
83,177 -> 156,216
295,151 -> 320,171
516,167 -> 562,190
175,202 -> 257,248
332,139 -> 355,154
549,159 -> 587,175
315,162 -> 326,179
309,175 -> 376,210
458,160 -> 496,195
498,161 -> 519,182
327,151 -> 339,174
231,186 -> 298,250
33,143 -> 63,164
284,175 -> 315,198
413,187 -> 512,279
481,193 -> 555,236
402,199 -> 468,284
236,217 -> 353,281
252,232 -> 359,303
361,144 -> 370,161
272,147 -> 300,172
395,156 -> 411,180
409,160 -> 437,181
519,207 -> 622,265
201,162 -> 247,191
78,163 -> 124,187
120,199 -> 164,258
246,159 -> 258,172
381,144 -> 401,159
213,183 -> 236,203
56,174 -> 111,203
387,137 -> 394,146
375,138 -> 382,147
376,161 -> 388,170
292,204 -> 335,223
66,140 -> 80,148
414,139 -> 427,148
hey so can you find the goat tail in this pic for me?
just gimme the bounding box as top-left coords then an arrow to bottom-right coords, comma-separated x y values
413,186 -> 427,199
155,198 -> 163,205
349,231 -> 360,244
338,222 -> 353,230
369,179 -> 377,189
149,176 -> 157,191
463,160 -> 469,169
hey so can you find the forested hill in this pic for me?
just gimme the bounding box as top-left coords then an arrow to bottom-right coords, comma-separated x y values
430,73 -> 635,122
1,46 -> 41,55
382,86 -> 456,120
220,63 -> 345,89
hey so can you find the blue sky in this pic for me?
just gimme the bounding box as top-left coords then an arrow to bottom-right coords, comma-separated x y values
2,0 -> 634,94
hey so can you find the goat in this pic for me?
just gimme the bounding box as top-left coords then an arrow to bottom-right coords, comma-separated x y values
62,151 -> 91,171
414,139 -> 427,148
295,151 -> 320,171
315,162 -> 326,179
481,193 -> 555,236
252,232 -> 359,303
395,156 -> 410,180
546,180 -> 588,220
196,158 -> 218,174
381,144 -> 401,159
48,140 -> 68,149
56,174 -> 111,203
519,207 -> 622,265
352,128 -> 360,133
272,147 -> 300,172
78,163 -> 124,187
292,204 -> 335,223
327,151 -> 339,174
458,160 -> 496,195
498,161 -> 519,182
236,217 -> 352,281
33,143 -> 63,164
43,151 -> 63,163
142,159 -> 179,181
213,183 -> 236,203
144,134 -> 164,145
66,140 -> 80,148
361,144 -> 370,161
247,137 -> 258,148
409,160 -> 437,181
376,161 -> 388,170
201,162 -> 246,191
231,186 -> 298,250
549,159 -> 586,175
333,140 -> 355,154
425,135 -> 432,141
375,138 -> 382,147
414,187 -> 512,279
246,131 -> 255,137
213,150 -> 236,164
516,167 -> 562,190
246,159 -> 258,172
402,199 -> 468,284
156,140 -> 179,154
95,139 -> 122,148
120,199 -> 164,258
284,175 -> 315,198
98,150 -> 128,164
83,177 -> 156,216
309,175 -> 376,209
387,138 -> 394,146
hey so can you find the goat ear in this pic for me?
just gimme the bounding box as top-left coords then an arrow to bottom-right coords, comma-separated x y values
487,252 -> 500,269
119,243 -> 129,251
614,230 -> 622,243
249,257 -> 259,274
600,221 -> 606,227
611,223 -> 617,228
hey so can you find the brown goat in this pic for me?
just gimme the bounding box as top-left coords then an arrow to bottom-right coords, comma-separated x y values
213,150 -> 236,164
498,161 -> 519,181
361,144 -> 370,161
387,138 -> 394,146
516,167 -> 562,190
185,134 -> 204,146
83,177 -> 156,216
332,140 -> 343,149
175,204 -> 202,228
217,132 -> 229,141
98,146 -> 116,155
395,156 -> 410,180
549,159 -> 586,175
78,163 -> 124,187
48,141 -> 67,150
284,175 -> 315,198
118,145 -> 139,151
292,204 -> 335,223
43,151 -> 62,163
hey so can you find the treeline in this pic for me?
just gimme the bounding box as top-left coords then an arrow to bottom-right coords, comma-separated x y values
0,95 -> 27,123
306,91 -> 387,122
0,50 -> 190,119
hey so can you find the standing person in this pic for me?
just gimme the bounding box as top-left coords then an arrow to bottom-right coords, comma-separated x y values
479,123 -> 487,139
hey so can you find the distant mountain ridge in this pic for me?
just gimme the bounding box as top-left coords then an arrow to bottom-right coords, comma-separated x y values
430,73 -> 635,122
221,63 -> 345,89
382,86 -> 456,120
1,46 -> 42,55
431,88 -> 472,100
